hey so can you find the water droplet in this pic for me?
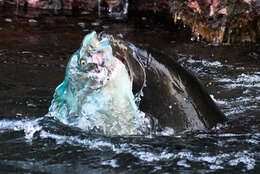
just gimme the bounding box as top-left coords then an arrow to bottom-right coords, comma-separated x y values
81,11 -> 90,15
28,19 -> 38,23
21,51 -> 32,54
78,22 -> 85,28
16,113 -> 22,116
5,18 -> 12,23
27,103 -> 37,108
248,52 -> 259,60
83,29 -> 90,32
102,25 -> 109,29
141,17 -> 147,21
117,33 -> 124,38
91,22 -> 100,26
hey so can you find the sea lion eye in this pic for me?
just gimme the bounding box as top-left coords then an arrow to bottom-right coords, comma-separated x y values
80,59 -> 86,66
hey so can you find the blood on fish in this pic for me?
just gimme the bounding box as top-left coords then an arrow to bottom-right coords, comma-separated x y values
91,53 -> 103,66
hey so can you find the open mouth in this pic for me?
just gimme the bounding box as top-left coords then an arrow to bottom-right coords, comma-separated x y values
78,32 -> 117,88
86,51 -> 117,76
86,53 -> 106,73
84,53 -> 111,89
89,53 -> 104,67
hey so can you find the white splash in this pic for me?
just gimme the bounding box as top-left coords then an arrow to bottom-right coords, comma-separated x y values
0,118 -> 42,142
187,58 -> 224,68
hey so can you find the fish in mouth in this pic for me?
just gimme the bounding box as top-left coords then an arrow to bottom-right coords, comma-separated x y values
47,31 -> 152,136
47,31 -> 226,135
75,31 -> 113,90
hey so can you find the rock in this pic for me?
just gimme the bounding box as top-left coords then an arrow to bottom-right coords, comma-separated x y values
1,0 -> 259,43
130,0 -> 259,43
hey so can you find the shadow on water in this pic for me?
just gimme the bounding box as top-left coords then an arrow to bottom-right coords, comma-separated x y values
0,4 -> 260,174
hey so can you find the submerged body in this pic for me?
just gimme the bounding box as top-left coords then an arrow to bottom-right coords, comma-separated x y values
48,31 -> 226,136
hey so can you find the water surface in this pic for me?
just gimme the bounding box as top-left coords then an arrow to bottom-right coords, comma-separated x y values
0,6 -> 259,173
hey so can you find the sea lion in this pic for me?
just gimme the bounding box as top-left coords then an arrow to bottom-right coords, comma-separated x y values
48,31 -> 226,136
108,34 -> 226,133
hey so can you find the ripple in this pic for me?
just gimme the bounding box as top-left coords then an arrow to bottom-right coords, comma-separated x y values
133,151 -> 174,162
186,58 -> 223,68
5,18 -> 12,23
0,118 -> 42,142
91,22 -> 100,26
0,117 -> 258,173
101,159 -> 119,168
28,19 -> 38,23
210,94 -> 228,105
78,22 -> 85,28
177,159 -> 191,168
228,151 -> 256,170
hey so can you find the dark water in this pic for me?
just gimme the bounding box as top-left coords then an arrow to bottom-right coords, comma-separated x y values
0,6 -> 260,173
